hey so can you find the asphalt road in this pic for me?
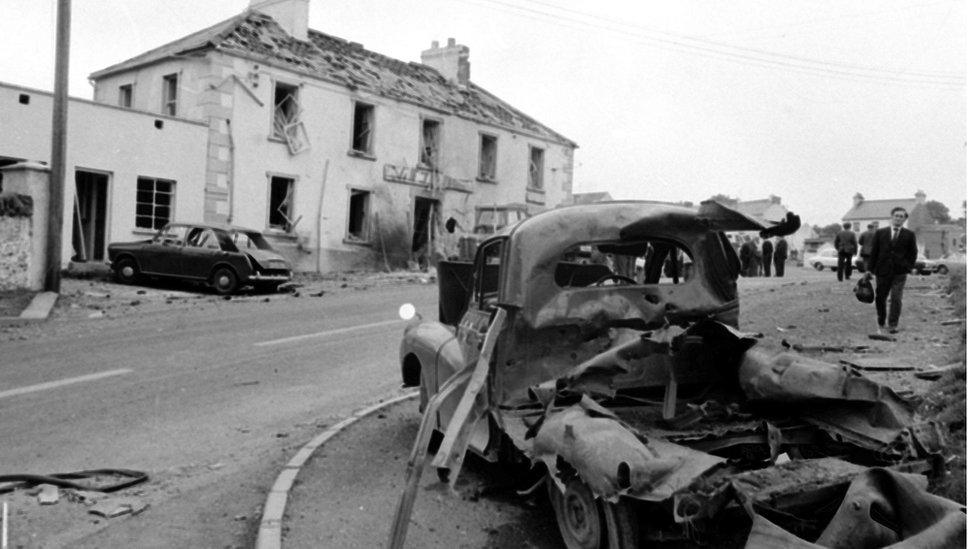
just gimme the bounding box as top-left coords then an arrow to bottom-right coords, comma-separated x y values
0,280 -> 438,548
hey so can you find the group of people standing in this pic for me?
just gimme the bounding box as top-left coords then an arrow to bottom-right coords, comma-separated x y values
832,208 -> 918,335
738,235 -> 789,277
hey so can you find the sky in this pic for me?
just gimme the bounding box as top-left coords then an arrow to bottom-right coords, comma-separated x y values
0,0 -> 967,226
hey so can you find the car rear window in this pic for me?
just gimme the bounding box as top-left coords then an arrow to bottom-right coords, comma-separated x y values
556,239 -> 694,288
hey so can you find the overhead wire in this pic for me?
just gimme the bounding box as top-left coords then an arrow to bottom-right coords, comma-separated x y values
456,0 -> 964,89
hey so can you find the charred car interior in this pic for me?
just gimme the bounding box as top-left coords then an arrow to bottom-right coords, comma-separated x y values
389,201 -> 963,549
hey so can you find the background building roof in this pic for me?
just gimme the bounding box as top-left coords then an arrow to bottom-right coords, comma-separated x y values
842,198 -> 918,221
90,11 -> 576,147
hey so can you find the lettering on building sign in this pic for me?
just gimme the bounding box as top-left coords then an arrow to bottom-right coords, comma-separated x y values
383,164 -> 472,194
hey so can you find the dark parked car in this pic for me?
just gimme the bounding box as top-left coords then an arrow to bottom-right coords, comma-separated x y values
107,222 -> 292,294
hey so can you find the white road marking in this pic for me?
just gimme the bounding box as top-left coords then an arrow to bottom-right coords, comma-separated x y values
254,319 -> 404,347
0,368 -> 133,401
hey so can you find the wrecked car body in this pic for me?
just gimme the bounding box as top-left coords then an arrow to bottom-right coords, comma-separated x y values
391,201 -> 956,548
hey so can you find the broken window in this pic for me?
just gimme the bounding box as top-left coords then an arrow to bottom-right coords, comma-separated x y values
420,119 -> 440,167
268,176 -> 296,231
272,81 -> 299,139
528,146 -> 544,190
347,189 -> 371,241
557,239 -> 694,287
478,134 -> 497,181
161,74 -> 178,116
118,84 -> 132,108
351,102 -> 374,155
135,177 -> 175,230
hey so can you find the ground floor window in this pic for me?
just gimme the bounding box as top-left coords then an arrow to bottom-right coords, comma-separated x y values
268,175 -> 296,231
347,189 -> 371,241
135,177 -> 174,230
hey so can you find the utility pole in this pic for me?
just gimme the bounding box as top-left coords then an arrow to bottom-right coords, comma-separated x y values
46,0 -> 71,292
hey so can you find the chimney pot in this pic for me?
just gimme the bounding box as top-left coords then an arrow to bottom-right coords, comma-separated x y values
448,37 -> 456,46
431,40 -> 439,48
421,37 -> 471,86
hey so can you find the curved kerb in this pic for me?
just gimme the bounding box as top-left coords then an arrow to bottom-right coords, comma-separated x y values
255,390 -> 420,549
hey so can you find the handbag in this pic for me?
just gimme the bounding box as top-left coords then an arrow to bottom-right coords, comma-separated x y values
854,275 -> 874,304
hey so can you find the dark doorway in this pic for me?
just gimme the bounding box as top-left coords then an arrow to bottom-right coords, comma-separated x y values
412,197 -> 439,269
72,170 -> 109,262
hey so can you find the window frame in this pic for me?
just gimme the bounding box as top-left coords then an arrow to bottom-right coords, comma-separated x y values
266,173 -> 297,231
350,101 -> 376,157
419,118 -> 442,168
345,188 -> 372,243
161,73 -> 178,116
118,84 -> 133,108
270,79 -> 300,141
477,132 -> 498,182
135,176 -> 176,230
528,146 -> 545,190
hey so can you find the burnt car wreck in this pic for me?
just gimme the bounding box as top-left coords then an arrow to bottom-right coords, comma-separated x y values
389,201 -> 963,548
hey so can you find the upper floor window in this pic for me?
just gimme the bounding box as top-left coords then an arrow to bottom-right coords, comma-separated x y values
528,146 -> 545,190
420,119 -> 441,167
272,81 -> 300,140
162,74 -> 178,116
478,134 -> 497,181
351,102 -> 374,155
136,177 -> 175,230
118,84 -> 132,108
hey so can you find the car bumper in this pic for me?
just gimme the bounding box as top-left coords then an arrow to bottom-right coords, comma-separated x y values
247,273 -> 292,282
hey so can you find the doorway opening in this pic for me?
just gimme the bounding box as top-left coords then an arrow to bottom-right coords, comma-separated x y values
72,170 -> 109,262
412,197 -> 440,270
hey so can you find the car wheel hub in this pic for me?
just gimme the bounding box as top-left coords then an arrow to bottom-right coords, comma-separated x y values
217,275 -> 231,289
122,266 -> 134,277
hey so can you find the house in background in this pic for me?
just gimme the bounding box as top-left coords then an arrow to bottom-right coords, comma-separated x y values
841,191 -> 926,232
732,194 -> 789,223
842,190 -> 963,259
86,0 -> 577,271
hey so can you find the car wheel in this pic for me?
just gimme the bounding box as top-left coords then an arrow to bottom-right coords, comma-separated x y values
114,257 -> 140,284
211,267 -> 238,295
814,263 -> 824,271
549,477 -> 603,549
937,265 -> 949,275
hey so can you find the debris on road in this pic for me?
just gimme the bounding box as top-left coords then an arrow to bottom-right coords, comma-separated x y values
915,363 -> 964,381
781,339 -> 870,353
940,318 -> 964,326
868,333 -> 897,341
88,497 -> 148,518
37,484 -> 59,505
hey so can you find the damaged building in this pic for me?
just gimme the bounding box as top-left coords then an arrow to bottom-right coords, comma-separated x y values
78,0 -> 576,271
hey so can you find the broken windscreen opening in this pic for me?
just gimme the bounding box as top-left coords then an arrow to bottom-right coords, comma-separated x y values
556,239 -> 694,288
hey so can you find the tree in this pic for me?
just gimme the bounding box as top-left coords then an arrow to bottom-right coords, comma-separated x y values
816,223 -> 842,240
706,194 -> 738,206
924,200 -> 951,224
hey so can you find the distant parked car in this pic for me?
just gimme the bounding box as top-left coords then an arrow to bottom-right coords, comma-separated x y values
920,254 -> 966,275
107,222 -> 292,294
804,247 -> 838,271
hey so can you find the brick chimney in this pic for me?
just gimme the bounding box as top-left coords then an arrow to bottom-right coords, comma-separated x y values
914,189 -> 927,205
769,194 -> 781,204
249,0 -> 309,41
852,192 -> 864,208
421,38 -> 470,86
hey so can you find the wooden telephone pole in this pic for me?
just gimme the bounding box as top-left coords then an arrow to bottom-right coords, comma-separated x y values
46,0 -> 71,292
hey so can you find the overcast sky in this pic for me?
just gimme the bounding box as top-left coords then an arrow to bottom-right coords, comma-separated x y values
0,0 -> 966,226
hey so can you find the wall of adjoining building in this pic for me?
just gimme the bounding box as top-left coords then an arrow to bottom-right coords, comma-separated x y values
0,208 -> 31,291
0,82 -> 209,265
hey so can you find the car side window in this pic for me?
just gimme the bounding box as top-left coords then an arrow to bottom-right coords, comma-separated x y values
154,225 -> 189,246
473,239 -> 504,310
193,230 -> 220,249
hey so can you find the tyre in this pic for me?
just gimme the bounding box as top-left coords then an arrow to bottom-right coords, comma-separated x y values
548,477 -> 640,549
211,266 -> 238,295
813,263 -> 824,271
114,257 -> 139,284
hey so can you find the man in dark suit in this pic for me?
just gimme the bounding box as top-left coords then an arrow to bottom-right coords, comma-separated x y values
866,207 -> 917,334
834,222 -> 858,281
773,236 -> 788,277
761,238 -> 773,277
